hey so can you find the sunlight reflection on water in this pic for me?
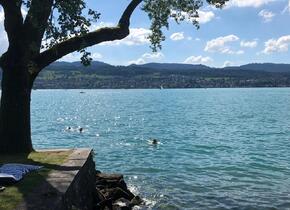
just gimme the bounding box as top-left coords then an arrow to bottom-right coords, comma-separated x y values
31,88 -> 290,209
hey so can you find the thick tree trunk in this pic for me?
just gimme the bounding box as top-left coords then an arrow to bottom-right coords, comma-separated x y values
0,64 -> 33,154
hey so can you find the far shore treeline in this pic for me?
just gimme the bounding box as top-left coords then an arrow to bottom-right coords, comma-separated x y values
2,62 -> 290,89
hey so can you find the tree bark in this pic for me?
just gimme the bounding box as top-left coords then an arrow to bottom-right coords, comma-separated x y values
0,0 -> 142,154
0,63 -> 33,154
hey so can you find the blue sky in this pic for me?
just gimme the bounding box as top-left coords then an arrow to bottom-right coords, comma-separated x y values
1,0 -> 290,67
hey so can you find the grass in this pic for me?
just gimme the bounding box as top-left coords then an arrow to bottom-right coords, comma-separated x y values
0,150 -> 72,210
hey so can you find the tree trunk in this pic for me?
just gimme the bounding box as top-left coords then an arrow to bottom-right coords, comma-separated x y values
0,63 -> 33,154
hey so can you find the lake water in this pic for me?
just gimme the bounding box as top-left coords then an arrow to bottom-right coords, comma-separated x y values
31,88 -> 290,210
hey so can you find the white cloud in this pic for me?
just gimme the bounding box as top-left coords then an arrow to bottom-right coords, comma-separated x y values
170,33 -> 192,41
226,0 -> 276,8
171,10 -> 215,24
101,28 -> 151,46
91,52 -> 103,60
60,53 -> 80,62
221,49 -> 244,55
204,35 -> 243,54
60,52 -> 103,62
170,32 -> 185,41
259,9 -> 275,22
128,52 -> 165,65
240,40 -> 258,48
88,22 -> 114,31
0,8 -> 8,55
128,58 -> 145,65
0,8 -> 4,22
263,35 -> 290,54
142,52 -> 164,60
223,61 -> 234,67
282,0 -> 290,13
197,10 -> 215,24
183,55 -> 213,64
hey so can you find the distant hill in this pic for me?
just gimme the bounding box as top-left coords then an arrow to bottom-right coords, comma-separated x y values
46,61 -> 113,72
44,61 -> 290,73
136,63 -> 211,71
226,63 -> 290,73
2,61 -> 290,89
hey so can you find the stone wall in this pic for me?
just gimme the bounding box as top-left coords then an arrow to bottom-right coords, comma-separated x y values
16,149 -> 96,210
64,149 -> 96,210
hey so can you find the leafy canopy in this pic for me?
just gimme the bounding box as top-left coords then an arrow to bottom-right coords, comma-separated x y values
21,0 -> 228,64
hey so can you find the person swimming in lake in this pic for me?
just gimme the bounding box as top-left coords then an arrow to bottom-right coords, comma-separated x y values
79,127 -> 83,133
148,138 -> 159,145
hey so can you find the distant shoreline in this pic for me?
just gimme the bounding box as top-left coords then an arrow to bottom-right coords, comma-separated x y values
28,86 -> 290,90
3,62 -> 290,89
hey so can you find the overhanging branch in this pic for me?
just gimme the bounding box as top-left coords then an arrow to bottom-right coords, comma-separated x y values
119,0 -> 143,28
31,0 -> 143,79
34,26 -> 129,71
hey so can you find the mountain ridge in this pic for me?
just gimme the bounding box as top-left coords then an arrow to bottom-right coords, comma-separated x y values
2,61 -> 290,89
45,61 -> 290,73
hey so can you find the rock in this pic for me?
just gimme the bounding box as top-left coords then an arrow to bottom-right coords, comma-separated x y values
105,187 -> 134,201
118,179 -> 128,191
94,188 -> 106,202
0,186 -> 5,192
96,173 -> 123,181
94,198 -> 113,210
129,196 -> 143,207
113,198 -> 131,210
96,173 -> 128,190
94,171 -> 141,210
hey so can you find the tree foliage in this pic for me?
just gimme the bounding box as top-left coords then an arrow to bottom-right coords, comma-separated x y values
11,0 -> 229,67
0,0 -> 229,75
143,0 -> 228,51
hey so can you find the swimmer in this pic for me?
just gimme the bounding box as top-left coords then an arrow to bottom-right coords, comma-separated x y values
79,127 -> 83,133
148,138 -> 159,145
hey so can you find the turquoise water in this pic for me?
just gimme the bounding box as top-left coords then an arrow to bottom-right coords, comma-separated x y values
31,88 -> 290,210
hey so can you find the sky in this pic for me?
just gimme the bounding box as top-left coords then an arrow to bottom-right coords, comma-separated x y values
1,0 -> 290,67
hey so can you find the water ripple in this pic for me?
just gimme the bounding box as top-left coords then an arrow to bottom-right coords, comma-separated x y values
31,88 -> 290,209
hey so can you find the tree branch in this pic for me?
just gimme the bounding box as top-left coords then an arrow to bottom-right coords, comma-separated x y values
1,1 -> 24,51
0,1 -> 26,70
31,0 -> 143,79
23,0 -> 54,56
0,0 -> 7,6
33,27 -> 129,71
118,0 -> 143,28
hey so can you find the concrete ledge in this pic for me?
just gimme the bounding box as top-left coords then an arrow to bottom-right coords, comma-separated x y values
16,148 -> 96,210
